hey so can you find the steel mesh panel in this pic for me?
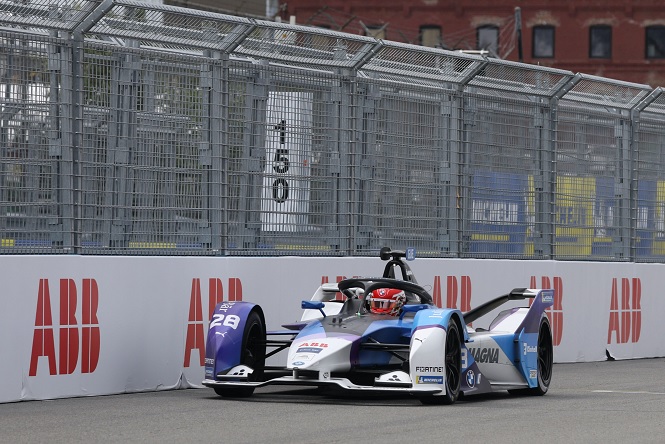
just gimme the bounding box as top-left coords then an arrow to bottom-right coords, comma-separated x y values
565,74 -> 651,109
462,92 -> 540,259
468,59 -> 572,97
224,61 -> 342,255
0,0 -> 102,32
79,43 -> 210,254
557,106 -> 619,177
80,105 -> 109,249
1,0 -> 665,259
358,71 -> 453,91
87,1 -> 251,51
361,42 -> 484,84
633,113 -> 665,261
234,20 -> 377,69
356,83 -> 449,255
556,103 -> 625,261
0,33 -> 66,252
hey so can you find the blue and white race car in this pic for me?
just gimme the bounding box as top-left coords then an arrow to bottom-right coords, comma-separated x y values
202,248 -> 554,404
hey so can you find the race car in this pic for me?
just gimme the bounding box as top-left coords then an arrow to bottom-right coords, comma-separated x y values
202,247 -> 554,404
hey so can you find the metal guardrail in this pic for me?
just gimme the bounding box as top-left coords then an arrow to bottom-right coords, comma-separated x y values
2,0 -> 665,260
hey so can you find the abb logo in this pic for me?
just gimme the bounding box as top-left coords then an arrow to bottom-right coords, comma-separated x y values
321,275 -> 361,300
608,278 -> 641,344
432,275 -> 472,311
184,278 -> 242,367
30,278 -> 100,376
529,276 -> 563,346
299,342 -> 329,348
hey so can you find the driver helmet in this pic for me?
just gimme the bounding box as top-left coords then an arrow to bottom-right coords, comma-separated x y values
367,288 -> 407,316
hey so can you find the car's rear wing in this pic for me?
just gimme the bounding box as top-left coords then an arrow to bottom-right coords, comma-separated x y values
462,288 -> 534,325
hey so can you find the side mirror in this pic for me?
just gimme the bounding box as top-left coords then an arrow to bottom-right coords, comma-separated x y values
301,300 -> 326,318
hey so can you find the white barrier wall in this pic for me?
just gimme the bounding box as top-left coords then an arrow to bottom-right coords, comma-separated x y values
1,255 -> 663,403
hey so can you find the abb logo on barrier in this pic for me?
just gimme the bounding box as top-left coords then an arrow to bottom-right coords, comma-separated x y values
183,278 -> 242,367
30,278 -> 100,376
607,277 -> 641,344
432,275 -> 472,311
431,275 -> 472,325
321,276 -> 361,300
530,276 -> 563,346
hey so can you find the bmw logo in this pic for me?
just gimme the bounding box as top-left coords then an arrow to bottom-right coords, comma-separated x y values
466,370 -> 476,388
292,361 -> 305,366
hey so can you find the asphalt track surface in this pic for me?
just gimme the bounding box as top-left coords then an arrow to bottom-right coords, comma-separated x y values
2,358 -> 665,444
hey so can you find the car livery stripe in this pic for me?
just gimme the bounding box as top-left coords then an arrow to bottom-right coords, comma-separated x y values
413,323 -> 447,333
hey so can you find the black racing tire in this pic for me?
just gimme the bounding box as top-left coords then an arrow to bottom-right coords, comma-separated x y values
531,316 -> 553,395
419,319 -> 462,405
214,310 -> 266,398
509,316 -> 553,396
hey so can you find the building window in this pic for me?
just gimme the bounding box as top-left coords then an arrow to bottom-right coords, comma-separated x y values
477,25 -> 499,56
590,25 -> 611,58
533,25 -> 554,58
420,25 -> 441,48
646,26 -> 665,59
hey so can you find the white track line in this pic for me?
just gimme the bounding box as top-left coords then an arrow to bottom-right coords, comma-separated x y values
593,390 -> 665,395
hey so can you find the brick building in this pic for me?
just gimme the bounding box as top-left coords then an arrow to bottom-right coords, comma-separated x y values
281,0 -> 665,87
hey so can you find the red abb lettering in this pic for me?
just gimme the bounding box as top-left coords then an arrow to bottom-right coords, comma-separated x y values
184,279 -> 205,367
81,278 -> 100,374
445,276 -> 471,311
301,342 -> 328,348
608,278 -> 641,344
530,276 -> 563,346
430,275 -> 472,325
184,277 -> 243,367
29,278 -> 100,376
431,276 -> 471,310
321,275 -> 362,301
59,279 -> 78,375
632,278 -> 642,343
432,276 -> 441,308
29,279 -> 56,376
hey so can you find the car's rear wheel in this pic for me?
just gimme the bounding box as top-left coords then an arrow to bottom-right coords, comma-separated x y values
509,316 -> 553,396
531,316 -> 553,395
214,311 -> 265,398
420,319 -> 461,405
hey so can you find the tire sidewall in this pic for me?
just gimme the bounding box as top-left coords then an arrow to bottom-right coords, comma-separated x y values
536,316 -> 553,394
444,319 -> 461,404
241,311 -> 266,382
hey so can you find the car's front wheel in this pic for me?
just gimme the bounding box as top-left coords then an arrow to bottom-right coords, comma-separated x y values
419,318 -> 462,405
214,311 -> 265,398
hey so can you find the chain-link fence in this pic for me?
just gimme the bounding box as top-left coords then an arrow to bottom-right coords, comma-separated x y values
2,0 -> 665,260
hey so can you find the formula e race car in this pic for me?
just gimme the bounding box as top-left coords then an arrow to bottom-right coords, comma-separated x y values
202,248 -> 554,405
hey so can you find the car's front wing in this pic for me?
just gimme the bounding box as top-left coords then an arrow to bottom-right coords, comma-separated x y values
202,366 -> 443,395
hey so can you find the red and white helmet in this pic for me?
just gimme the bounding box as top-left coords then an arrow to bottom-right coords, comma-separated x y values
367,288 -> 406,316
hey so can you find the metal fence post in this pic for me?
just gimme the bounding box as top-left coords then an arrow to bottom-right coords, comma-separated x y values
336,68 -> 355,255
437,91 -> 454,255
629,88 -> 663,261
199,48 -> 224,253
546,74 -> 581,258
456,59 -> 487,257
613,113 -> 633,260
